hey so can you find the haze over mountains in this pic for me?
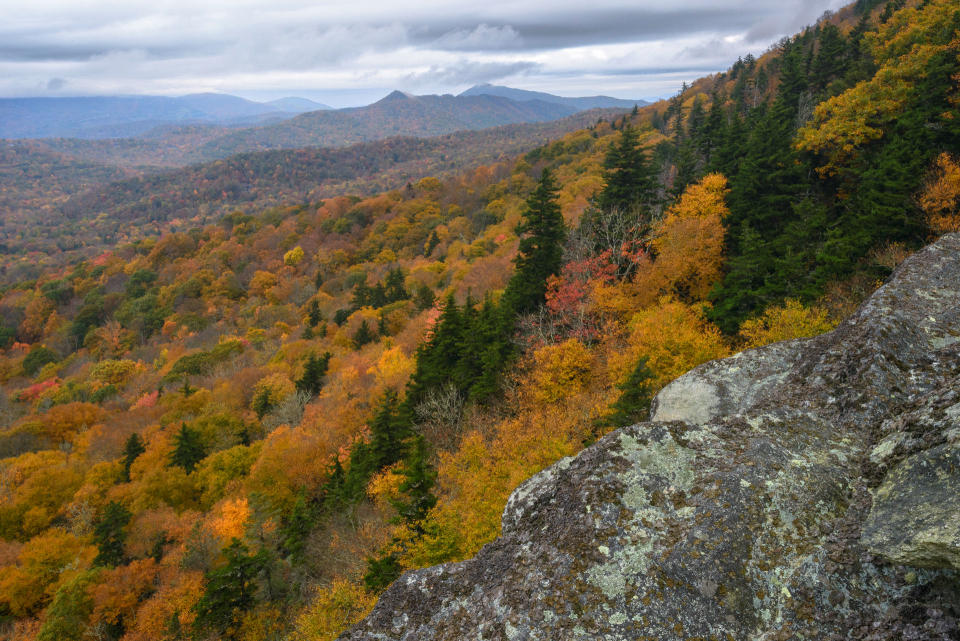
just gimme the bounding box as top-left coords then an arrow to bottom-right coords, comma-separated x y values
0,85 -> 644,144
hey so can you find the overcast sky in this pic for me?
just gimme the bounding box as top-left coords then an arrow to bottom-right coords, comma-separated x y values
0,0 -> 849,107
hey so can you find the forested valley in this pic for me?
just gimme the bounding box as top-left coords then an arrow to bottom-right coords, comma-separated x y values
0,1 -> 957,640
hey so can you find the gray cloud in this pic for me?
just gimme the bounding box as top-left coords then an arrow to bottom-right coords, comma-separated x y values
403,59 -> 539,89
0,0 -> 851,104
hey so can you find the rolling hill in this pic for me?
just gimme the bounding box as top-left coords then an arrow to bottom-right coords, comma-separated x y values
459,83 -> 649,110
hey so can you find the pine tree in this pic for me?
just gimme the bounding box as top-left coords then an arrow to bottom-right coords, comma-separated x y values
368,390 -> 410,470
280,490 -> 315,560
352,320 -> 376,349
307,299 -> 322,327
295,352 -> 331,396
605,357 -> 655,427
193,539 -> 268,638
390,435 -> 438,528
93,501 -> 131,567
170,423 -> 205,473
502,169 -> 566,316
596,126 -> 657,214
384,268 -> 408,302
120,433 -> 145,483
414,284 -> 435,310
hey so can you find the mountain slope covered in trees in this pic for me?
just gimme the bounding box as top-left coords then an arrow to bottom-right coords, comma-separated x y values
0,2 -> 956,641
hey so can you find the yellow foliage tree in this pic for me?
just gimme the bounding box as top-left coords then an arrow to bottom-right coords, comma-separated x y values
618,297 -> 729,389
737,299 -> 837,350
919,152 -> 960,234
645,173 -> 729,302
796,0 -> 960,176
291,578 -> 376,641
284,246 -> 306,267
530,338 -> 593,404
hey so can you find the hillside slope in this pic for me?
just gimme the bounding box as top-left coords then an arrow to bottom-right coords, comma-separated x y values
0,2 -> 956,641
195,92 -> 579,159
459,83 -> 648,110
343,233 -> 960,640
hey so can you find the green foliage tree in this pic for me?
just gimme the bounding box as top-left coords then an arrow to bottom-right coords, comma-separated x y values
22,345 -> 58,376
596,125 -> 657,213
193,539 -> 269,639
36,569 -> 99,641
295,352 -> 332,397
93,501 -> 131,567
170,423 -> 205,473
502,168 -> 566,316
121,433 -> 146,482
352,320 -> 376,349
605,357 -> 655,427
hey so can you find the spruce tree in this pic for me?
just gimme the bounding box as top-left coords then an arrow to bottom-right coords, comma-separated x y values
193,539 -> 268,638
307,299 -> 322,327
596,126 -> 657,214
170,423 -> 205,473
390,435 -> 438,528
295,352 -> 331,396
502,169 -> 566,316
352,320 -> 375,349
93,501 -> 131,567
120,433 -> 145,483
384,268 -> 408,302
606,357 -> 655,427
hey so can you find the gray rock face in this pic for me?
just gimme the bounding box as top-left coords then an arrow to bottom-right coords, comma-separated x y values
341,235 -> 960,641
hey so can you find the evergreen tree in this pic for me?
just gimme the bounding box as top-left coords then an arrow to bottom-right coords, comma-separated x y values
280,490 -> 315,560
390,435 -> 437,528
502,169 -> 566,316
406,295 -> 464,407
384,268 -> 408,302
363,553 -> 402,593
424,230 -> 441,256
414,284 -> 435,310
170,423 -> 205,473
605,357 -> 655,427
193,539 -> 268,638
307,299 -> 322,327
120,433 -> 145,483
368,390 -> 410,470
352,319 -> 376,349
295,352 -> 331,396
93,501 -> 131,567
596,126 -> 657,213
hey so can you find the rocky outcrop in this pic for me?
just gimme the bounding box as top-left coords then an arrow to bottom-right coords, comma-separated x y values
341,235 -> 960,641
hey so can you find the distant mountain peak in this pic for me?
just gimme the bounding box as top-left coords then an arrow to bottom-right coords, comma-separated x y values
381,90 -> 415,102
459,84 -> 647,112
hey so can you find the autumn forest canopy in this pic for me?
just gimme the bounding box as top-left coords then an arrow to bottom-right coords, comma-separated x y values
0,1 -> 958,640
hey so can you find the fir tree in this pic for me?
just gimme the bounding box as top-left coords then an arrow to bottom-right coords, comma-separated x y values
384,268 -> 408,302
352,319 -> 376,349
606,357 -> 655,427
295,352 -> 331,396
502,169 -> 566,316
193,539 -> 268,638
363,553 -> 402,593
120,433 -> 145,483
368,390 -> 410,470
170,423 -> 205,473
390,435 -> 438,528
596,126 -> 657,214
307,299 -> 322,327
414,283 -> 435,310
93,501 -> 131,567
424,230 -> 441,256
280,490 -> 315,560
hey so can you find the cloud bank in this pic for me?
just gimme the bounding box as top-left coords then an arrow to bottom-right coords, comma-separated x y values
0,0 -> 849,105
